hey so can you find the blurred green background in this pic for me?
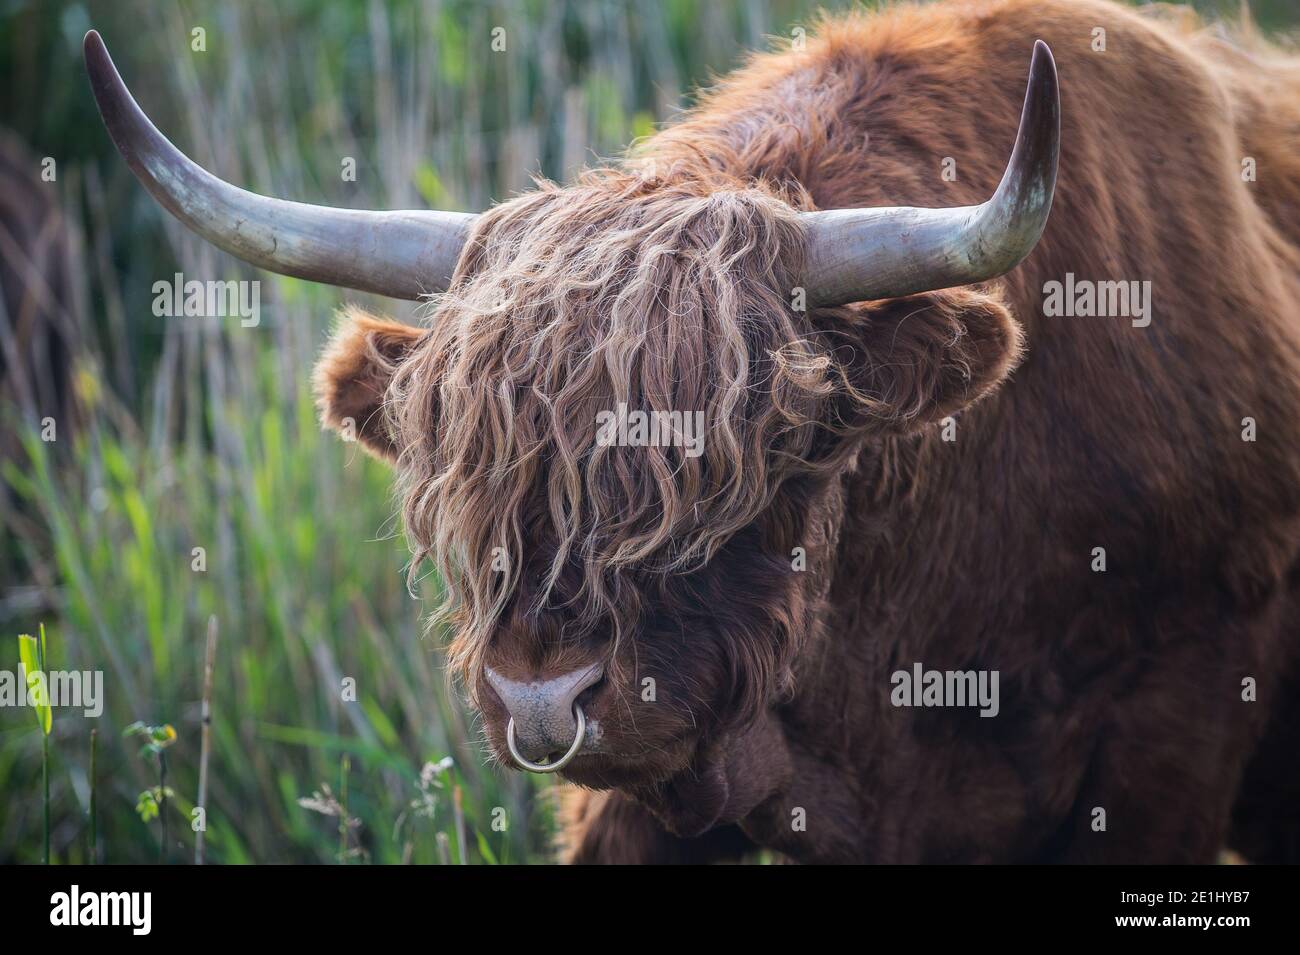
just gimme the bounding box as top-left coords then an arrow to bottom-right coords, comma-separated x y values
0,0 -> 1295,864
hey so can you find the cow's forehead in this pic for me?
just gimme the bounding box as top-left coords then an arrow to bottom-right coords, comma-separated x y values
393,182 -> 832,671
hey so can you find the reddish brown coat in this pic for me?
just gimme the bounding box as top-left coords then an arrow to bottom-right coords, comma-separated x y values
319,0 -> 1300,862
558,0 -> 1300,862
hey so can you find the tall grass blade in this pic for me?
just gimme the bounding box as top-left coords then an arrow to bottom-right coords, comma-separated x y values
195,615 -> 218,865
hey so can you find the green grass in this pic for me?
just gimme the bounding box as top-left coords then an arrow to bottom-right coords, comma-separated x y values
3,355 -> 554,862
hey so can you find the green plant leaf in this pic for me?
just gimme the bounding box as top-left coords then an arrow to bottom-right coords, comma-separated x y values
18,632 -> 52,735
476,830 -> 499,865
125,721 -> 177,754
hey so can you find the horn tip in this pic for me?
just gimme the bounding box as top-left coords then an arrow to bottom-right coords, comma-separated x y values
1030,39 -> 1057,83
83,29 -> 115,88
83,29 -> 105,60
83,29 -> 122,133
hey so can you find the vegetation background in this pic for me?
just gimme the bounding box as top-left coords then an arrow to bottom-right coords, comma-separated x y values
0,0 -> 1295,864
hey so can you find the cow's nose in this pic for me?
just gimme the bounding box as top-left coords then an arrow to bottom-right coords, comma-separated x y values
484,662 -> 604,765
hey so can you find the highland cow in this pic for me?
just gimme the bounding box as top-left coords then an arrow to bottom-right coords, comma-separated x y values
85,0 -> 1300,863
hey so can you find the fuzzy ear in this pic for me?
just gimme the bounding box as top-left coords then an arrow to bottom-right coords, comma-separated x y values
313,307 -> 425,462
820,287 -> 1023,438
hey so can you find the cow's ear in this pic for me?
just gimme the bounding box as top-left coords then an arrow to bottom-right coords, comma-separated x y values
818,286 -> 1023,439
313,307 -> 425,462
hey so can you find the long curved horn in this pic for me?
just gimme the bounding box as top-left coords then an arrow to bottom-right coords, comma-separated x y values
83,30 -> 474,300
802,39 -> 1059,306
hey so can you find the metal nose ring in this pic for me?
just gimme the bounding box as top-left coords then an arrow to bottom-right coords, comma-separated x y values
505,703 -> 586,773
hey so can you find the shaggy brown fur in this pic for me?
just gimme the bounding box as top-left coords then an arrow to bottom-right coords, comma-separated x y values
317,0 -> 1300,862
392,177 -> 815,685
314,309 -> 424,458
